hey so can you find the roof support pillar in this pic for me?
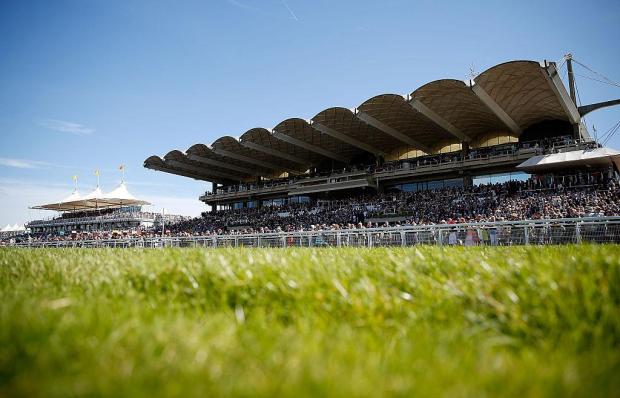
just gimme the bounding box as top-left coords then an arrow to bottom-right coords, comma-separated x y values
186,154 -> 259,176
166,159 -> 244,181
469,80 -> 521,135
462,141 -> 470,158
310,121 -> 386,157
272,131 -> 344,162
211,148 -> 301,175
146,164 -> 218,183
540,62 -> 581,124
239,140 -> 310,166
408,98 -> 472,142
354,110 -> 433,154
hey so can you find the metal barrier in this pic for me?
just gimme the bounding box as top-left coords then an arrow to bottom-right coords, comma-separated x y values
9,217 -> 620,248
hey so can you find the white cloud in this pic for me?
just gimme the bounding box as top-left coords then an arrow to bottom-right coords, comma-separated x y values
39,119 -> 94,135
0,157 -> 50,169
0,180 -> 70,226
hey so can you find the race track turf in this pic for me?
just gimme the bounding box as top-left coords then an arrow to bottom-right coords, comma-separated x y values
1,246 -> 619,397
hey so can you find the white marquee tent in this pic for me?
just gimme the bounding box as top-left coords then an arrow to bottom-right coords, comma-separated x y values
31,182 -> 150,212
1,224 -> 26,233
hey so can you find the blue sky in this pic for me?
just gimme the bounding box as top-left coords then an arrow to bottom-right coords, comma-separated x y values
1,0 -> 619,226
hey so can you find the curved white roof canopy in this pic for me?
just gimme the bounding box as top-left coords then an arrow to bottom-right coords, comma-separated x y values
31,182 -> 150,212
1,224 -> 26,232
82,186 -> 103,200
62,190 -> 82,202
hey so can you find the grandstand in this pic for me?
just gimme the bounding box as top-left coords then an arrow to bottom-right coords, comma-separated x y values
7,58 -> 620,246
0,223 -> 26,238
24,181 -> 184,239
144,59 -> 620,230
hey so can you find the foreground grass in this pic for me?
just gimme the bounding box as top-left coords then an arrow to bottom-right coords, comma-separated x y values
0,246 -> 619,397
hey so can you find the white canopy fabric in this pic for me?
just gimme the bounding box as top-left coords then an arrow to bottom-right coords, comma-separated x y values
102,182 -> 141,201
28,189 -> 83,211
31,182 -> 150,212
517,147 -> 620,172
1,224 -> 25,232
92,182 -> 150,208
61,190 -> 82,202
82,186 -> 103,200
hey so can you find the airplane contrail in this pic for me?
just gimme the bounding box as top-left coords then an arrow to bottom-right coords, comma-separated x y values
281,0 -> 299,21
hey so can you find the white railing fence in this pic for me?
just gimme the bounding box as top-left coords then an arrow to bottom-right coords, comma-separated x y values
10,217 -> 620,248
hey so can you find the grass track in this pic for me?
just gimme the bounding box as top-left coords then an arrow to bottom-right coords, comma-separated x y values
1,246 -> 620,397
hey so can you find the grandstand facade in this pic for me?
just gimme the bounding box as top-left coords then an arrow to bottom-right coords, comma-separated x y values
144,59 -> 619,212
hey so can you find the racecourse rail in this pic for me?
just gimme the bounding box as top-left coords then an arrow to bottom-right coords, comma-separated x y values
11,217 -> 620,248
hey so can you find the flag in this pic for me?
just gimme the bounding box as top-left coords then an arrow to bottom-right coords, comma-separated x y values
94,169 -> 99,176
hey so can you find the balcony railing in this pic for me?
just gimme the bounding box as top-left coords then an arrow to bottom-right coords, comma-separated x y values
200,139 -> 594,203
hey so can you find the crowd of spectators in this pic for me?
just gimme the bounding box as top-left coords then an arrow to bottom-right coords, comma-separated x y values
3,172 -> 619,245
28,210 -> 186,226
13,229 -> 168,244
168,177 -> 620,236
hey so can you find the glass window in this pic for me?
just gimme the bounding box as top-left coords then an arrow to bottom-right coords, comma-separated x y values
474,172 -> 529,186
427,180 -> 443,191
443,178 -> 463,188
404,183 -> 416,192
392,178 -> 464,192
